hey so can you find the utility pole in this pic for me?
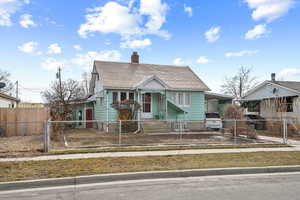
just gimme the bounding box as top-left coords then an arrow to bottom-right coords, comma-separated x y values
15,81 -> 19,107
56,67 -> 62,101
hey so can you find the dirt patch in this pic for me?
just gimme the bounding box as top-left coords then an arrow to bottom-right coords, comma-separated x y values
0,136 -> 43,157
64,129 -> 274,148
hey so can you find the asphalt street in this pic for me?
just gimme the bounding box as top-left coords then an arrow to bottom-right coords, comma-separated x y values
1,172 -> 300,200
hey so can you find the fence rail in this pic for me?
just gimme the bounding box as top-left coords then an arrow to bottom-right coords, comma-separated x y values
1,118 -> 299,154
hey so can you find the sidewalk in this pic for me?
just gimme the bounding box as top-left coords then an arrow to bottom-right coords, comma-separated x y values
258,135 -> 300,146
1,146 -> 300,162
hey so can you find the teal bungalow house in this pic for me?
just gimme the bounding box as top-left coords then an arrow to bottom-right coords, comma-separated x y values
76,52 -> 210,128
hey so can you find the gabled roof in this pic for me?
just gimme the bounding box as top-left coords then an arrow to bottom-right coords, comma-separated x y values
134,75 -> 169,89
273,81 -> 300,93
0,92 -> 18,102
243,80 -> 300,99
94,61 -> 210,91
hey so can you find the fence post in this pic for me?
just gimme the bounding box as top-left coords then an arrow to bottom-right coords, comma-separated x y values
119,120 -> 122,146
234,120 -> 237,138
180,120 -> 183,141
44,120 -> 51,153
283,119 -> 287,144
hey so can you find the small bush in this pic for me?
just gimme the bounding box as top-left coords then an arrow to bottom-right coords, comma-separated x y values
224,104 -> 244,120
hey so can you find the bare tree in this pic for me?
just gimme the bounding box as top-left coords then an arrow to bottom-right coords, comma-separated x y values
42,79 -> 85,140
42,79 -> 85,120
221,66 -> 258,101
0,70 -> 14,94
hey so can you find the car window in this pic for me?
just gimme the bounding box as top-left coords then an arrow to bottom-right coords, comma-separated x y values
206,113 -> 220,118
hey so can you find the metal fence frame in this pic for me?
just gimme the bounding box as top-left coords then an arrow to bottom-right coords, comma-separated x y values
41,119 -> 293,152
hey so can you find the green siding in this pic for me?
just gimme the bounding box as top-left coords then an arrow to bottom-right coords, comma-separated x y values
92,89 -> 206,122
166,91 -> 205,121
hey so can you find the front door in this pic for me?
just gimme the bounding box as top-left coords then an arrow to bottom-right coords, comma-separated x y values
86,109 -> 93,128
142,93 -> 152,119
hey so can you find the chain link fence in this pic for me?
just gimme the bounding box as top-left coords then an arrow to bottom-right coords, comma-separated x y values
1,119 -> 298,155
43,119 -> 298,152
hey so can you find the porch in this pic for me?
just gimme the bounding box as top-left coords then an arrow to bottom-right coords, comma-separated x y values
137,90 -> 188,121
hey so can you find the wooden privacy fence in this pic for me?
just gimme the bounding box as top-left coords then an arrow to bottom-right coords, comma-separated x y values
0,108 -> 50,137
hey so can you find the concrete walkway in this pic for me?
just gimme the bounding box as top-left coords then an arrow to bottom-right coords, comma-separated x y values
1,146 -> 300,162
258,135 -> 300,146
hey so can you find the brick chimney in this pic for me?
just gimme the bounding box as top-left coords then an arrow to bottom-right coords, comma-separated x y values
271,73 -> 276,81
131,52 -> 139,64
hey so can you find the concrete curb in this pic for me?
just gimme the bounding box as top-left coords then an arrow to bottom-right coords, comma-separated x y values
1,165 -> 300,191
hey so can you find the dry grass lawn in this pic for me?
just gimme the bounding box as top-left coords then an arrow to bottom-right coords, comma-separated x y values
1,151 -> 300,182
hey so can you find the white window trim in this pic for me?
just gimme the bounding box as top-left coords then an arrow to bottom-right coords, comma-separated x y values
175,92 -> 192,107
113,91 -> 135,102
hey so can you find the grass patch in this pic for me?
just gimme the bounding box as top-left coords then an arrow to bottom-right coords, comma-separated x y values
1,151 -> 300,182
49,144 -> 290,155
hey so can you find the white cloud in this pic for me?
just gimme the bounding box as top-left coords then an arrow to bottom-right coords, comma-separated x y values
139,0 -> 168,36
244,0 -> 295,22
225,50 -> 259,57
245,24 -> 268,40
41,58 -> 65,71
0,0 -> 30,26
78,0 -> 170,40
205,26 -> 221,43
184,4 -> 192,17
0,0 -> 23,26
73,45 -> 82,51
78,2 -> 140,38
173,58 -> 184,66
121,38 -> 151,49
19,14 -> 35,28
196,56 -> 210,64
278,68 -> 300,80
18,41 -> 38,54
48,43 -> 62,54
72,50 -> 121,70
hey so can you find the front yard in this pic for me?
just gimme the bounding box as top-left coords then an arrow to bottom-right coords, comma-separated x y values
63,128 -> 276,148
0,127 -> 289,158
1,151 -> 300,182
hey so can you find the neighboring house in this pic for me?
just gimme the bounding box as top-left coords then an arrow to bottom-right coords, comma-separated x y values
242,73 -> 300,120
0,92 -> 18,108
18,102 -> 45,108
205,92 -> 233,116
74,52 -> 210,127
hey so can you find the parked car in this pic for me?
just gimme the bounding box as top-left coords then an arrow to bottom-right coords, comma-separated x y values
205,112 -> 223,130
244,114 -> 266,130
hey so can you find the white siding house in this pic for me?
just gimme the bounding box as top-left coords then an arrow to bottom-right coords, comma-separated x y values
242,74 -> 300,120
0,92 -> 18,108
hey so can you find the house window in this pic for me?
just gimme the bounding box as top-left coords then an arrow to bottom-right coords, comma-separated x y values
178,93 -> 184,105
185,93 -> 191,106
120,92 -> 127,101
129,92 -> 134,101
113,91 -> 135,103
276,97 -> 294,112
245,101 -> 260,112
174,92 -> 191,107
286,97 -> 293,112
113,92 -> 118,104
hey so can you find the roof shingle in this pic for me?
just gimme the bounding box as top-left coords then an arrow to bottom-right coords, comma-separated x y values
94,61 -> 210,91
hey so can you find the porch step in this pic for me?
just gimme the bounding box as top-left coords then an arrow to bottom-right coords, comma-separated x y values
141,121 -> 170,133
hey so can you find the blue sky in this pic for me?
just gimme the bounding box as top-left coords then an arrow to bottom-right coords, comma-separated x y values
0,0 -> 300,102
